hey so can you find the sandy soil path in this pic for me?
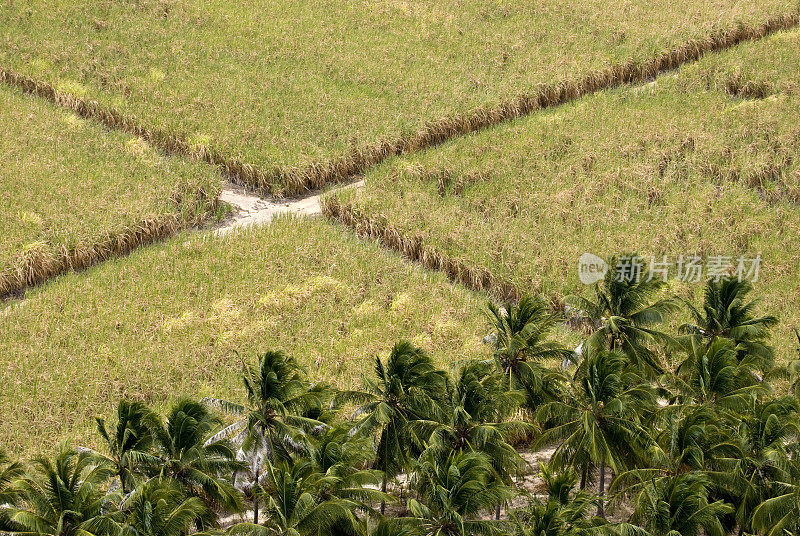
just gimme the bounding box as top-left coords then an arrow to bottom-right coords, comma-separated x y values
214,179 -> 364,235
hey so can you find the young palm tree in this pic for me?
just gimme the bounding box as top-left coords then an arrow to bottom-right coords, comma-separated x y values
203,350 -> 325,523
5,446 -> 119,536
536,350 -> 659,517
304,424 -> 391,516
509,463 -> 601,536
118,478 -> 207,536
670,337 -> 765,414
751,457 -> 800,536
407,449 -> 514,536
566,257 -> 677,375
717,396 -> 799,534
486,296 -> 573,408
149,399 -> 245,527
655,405 -> 735,475
226,457 -> 362,536
680,278 -> 777,371
0,450 -> 24,531
368,518 -> 421,536
629,472 -> 733,536
349,341 -> 448,514
94,400 -> 159,494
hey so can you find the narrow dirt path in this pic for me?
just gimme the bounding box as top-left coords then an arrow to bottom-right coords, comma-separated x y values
213,179 -> 364,235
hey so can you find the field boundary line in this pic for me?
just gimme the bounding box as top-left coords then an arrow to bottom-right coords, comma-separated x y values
321,197 -> 523,302
0,201 -> 219,301
2,12 -> 798,198
0,67 -> 284,195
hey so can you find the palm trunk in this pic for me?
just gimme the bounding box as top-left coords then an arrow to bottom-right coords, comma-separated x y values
495,504 -> 501,520
253,466 -> 260,524
580,463 -> 588,489
380,472 -> 387,515
380,432 -> 388,515
597,458 -> 606,518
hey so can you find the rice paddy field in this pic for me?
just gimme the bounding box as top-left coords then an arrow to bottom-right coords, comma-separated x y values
329,27 -> 800,362
0,0 -> 798,464
0,218 -> 495,456
1,0 -> 797,193
0,83 -> 223,293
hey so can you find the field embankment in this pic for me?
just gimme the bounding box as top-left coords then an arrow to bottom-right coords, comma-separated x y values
0,84 -> 223,299
328,27 -> 800,362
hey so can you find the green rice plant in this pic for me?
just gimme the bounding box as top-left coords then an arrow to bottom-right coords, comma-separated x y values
329,29 -> 800,365
0,218 -> 491,458
0,84 -> 223,298
0,1 -> 796,195
686,25 -> 800,98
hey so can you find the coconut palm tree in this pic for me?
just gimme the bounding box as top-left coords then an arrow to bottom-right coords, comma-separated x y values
751,457 -> 800,536
786,328 -> 800,394
118,478 -> 207,536
629,472 -> 733,536
5,446 -> 119,536
203,350 -> 326,524
349,341 -> 448,514
566,257 -> 677,375
94,400 -> 160,494
679,278 -> 777,371
407,449 -> 513,536
226,457 -> 363,536
413,361 -> 530,518
536,350 -> 659,517
486,296 -> 573,408
148,399 -> 245,527
509,463 -> 602,536
0,450 -> 24,531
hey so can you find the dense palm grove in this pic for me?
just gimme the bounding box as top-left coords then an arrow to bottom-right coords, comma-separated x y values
2,262 -> 800,536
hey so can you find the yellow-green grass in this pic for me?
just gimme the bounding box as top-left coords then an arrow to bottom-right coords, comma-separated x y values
0,83 -> 224,294
1,0 -> 796,193
0,217 -> 508,457
687,24 -> 800,97
330,32 -> 800,363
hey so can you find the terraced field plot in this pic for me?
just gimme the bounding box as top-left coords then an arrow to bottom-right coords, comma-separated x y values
0,218 -> 495,456
0,84 -> 222,296
1,0 -> 796,194
329,29 -> 800,361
